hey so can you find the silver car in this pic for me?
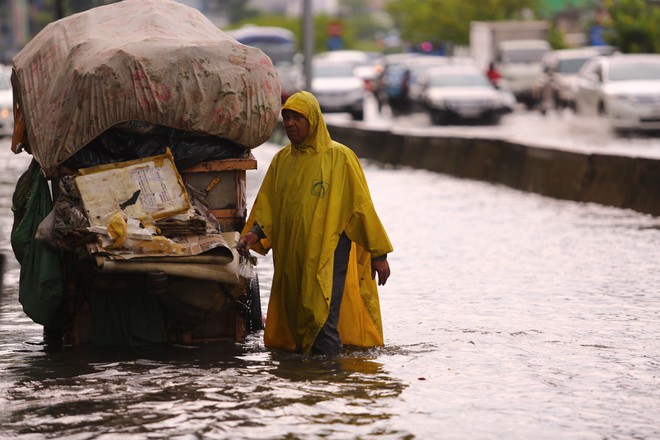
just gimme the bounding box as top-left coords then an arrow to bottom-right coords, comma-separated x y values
420,65 -> 516,125
533,47 -> 600,113
574,54 -> 660,133
0,67 -> 13,137
312,60 -> 366,121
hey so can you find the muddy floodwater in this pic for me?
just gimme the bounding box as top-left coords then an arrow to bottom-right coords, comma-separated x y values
1,138 -> 660,439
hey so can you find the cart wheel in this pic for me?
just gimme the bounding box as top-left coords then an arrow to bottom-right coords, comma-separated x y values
244,274 -> 264,333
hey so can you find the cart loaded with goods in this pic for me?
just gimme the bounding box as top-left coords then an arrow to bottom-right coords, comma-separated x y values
9,0 -> 282,347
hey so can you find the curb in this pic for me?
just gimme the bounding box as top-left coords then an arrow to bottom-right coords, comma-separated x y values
326,123 -> 660,217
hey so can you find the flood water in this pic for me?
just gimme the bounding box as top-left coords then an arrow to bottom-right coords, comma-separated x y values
1,137 -> 660,439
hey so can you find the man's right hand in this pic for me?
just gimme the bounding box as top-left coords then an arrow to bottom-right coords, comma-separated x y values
237,231 -> 258,256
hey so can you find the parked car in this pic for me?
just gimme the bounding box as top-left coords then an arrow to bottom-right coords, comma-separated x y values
0,66 -> 13,137
533,47 -> 600,114
574,53 -> 660,133
419,65 -> 516,125
315,50 -> 384,95
312,59 -> 366,120
406,55 -> 450,111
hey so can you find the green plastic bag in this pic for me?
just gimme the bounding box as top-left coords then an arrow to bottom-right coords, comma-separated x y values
11,160 -> 64,326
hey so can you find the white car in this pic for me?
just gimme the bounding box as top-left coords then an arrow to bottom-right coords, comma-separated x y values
406,55 -> 451,111
419,65 -> 516,125
312,60 -> 366,120
574,54 -> 660,132
533,47 -> 600,113
315,50 -> 384,95
0,67 -> 13,137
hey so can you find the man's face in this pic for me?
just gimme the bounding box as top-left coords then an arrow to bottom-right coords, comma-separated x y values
282,109 -> 309,145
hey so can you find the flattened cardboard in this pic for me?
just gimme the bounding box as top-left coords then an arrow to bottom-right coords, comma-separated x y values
75,149 -> 190,228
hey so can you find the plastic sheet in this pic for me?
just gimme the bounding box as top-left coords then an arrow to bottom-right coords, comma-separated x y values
62,125 -> 250,172
11,0 -> 281,176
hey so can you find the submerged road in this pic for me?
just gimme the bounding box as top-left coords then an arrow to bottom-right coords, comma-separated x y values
1,128 -> 659,439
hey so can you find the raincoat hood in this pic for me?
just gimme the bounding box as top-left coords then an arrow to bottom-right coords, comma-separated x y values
281,91 -> 332,152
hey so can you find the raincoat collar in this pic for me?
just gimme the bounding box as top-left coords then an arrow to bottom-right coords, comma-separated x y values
281,91 -> 332,153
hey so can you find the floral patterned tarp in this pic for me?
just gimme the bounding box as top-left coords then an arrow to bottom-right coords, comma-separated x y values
11,0 -> 282,177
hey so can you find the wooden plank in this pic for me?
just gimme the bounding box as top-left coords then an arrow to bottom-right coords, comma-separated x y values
182,156 -> 257,173
211,208 -> 239,218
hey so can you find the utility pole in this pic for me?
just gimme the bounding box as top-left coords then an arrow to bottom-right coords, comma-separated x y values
55,0 -> 65,20
302,0 -> 313,91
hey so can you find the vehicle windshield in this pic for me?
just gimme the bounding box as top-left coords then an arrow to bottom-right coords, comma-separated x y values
502,48 -> 548,63
313,64 -> 355,78
428,73 -> 491,88
608,61 -> 660,81
556,57 -> 591,74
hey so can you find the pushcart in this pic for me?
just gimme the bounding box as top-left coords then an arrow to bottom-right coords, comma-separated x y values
9,0 -> 281,347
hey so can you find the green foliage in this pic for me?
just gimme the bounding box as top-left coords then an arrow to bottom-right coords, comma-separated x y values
548,25 -> 569,50
604,0 -> 660,53
385,0 -> 538,46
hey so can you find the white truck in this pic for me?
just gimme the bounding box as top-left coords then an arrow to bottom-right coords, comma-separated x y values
470,20 -> 551,108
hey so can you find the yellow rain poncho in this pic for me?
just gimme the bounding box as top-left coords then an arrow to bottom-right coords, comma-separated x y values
242,91 -> 393,354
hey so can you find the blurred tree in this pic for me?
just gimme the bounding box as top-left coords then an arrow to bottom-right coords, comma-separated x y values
603,0 -> 660,53
385,0 -> 538,47
548,24 -> 569,50
215,0 -> 258,24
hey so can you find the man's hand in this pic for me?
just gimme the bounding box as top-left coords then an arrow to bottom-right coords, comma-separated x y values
371,259 -> 391,286
237,231 -> 258,257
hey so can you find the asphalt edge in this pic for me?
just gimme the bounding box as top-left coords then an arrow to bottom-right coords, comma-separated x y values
325,123 -> 660,217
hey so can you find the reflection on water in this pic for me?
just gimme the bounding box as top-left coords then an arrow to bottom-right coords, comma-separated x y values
2,140 -> 660,439
2,339 -> 406,439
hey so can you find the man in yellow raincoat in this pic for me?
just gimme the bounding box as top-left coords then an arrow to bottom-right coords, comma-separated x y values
238,91 -> 393,355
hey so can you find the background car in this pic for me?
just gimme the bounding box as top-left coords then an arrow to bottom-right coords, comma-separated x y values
574,53 -> 660,133
312,59 -> 366,120
533,47 -> 600,114
496,38 -> 551,109
0,65 -> 13,137
419,64 -> 516,125
406,55 -> 450,112
315,50 -> 384,96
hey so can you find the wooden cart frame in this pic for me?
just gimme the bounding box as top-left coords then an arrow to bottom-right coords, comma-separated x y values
55,154 -> 262,347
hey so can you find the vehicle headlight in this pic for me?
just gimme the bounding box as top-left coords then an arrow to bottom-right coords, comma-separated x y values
0,107 -> 10,120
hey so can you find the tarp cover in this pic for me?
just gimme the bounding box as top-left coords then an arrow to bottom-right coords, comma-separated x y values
11,0 -> 282,177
